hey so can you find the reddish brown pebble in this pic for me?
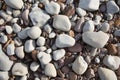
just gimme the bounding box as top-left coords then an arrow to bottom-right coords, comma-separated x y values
61,66 -> 70,74
69,30 -> 75,37
9,56 -> 17,61
106,43 -> 117,55
69,72 -> 77,80
85,68 -> 95,79
116,66 -> 120,76
68,43 -> 82,52
31,50 -> 38,61
115,18 -> 120,27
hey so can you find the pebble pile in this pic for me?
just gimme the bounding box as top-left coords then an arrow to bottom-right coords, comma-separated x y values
0,0 -> 120,80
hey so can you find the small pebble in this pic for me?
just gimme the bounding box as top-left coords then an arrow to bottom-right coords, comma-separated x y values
76,7 -> 86,17
12,10 -> 21,17
13,23 -> 21,33
5,25 -> 13,34
20,76 -> 27,80
44,63 -> 57,77
46,48 -> 52,54
36,46 -> 47,52
0,19 -> 5,25
53,49 -> 66,61
95,57 -> 100,64
100,22 -> 110,32
0,33 -> 8,43
0,71 -> 9,80
36,37 -> 45,46
55,34 -> 75,48
15,46 -> 25,59
7,42 -> 15,55
114,29 -> 120,37
49,32 -> 56,38
30,62 -> 39,72
14,37 -> 22,46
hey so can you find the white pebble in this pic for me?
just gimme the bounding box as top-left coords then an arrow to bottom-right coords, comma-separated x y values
49,32 -> 56,38
13,23 -> 21,33
30,62 -> 39,72
37,37 -> 45,46
44,24 -> 52,34
15,46 -> 25,59
76,7 -> 86,16
5,25 -> 13,34
7,42 -> 15,55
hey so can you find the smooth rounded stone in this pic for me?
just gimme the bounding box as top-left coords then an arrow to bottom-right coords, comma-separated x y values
53,15 -> 71,31
82,20 -> 94,32
98,67 -> 117,80
46,48 -> 52,54
76,7 -> 86,16
27,27 -> 41,39
13,10 -> 21,17
114,29 -> 120,37
36,46 -> 47,52
0,71 -> 9,80
0,44 -> 13,71
44,63 -> 57,77
44,24 -> 52,34
5,25 -> 13,34
29,8 -> 50,26
0,33 -> 8,43
14,37 -> 22,46
22,9 -> 29,25
79,0 -> 100,11
106,1 -> 119,14
18,27 -> 30,39
45,1 -> 60,15
53,49 -> 66,61
20,76 -> 27,80
7,42 -> 15,55
82,31 -> 109,48
68,43 -> 82,52
4,0 -> 23,9
13,23 -> 21,33
103,55 -> 120,70
49,32 -> 56,38
95,57 -> 100,64
12,63 -> 28,76
40,0 -> 49,5
24,40 -> 35,53
36,37 -> 45,46
100,22 -> 110,32
37,52 -> 52,65
0,19 -> 5,25
6,7 -> 12,15
30,62 -> 39,72
11,18 -> 19,23
15,46 -> 24,59
72,56 -> 88,75
55,34 -> 75,48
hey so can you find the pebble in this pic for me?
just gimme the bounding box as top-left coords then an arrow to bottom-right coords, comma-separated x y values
0,71 -> 9,80
20,76 -> 27,80
40,0 -> 49,5
7,42 -> 15,55
11,18 -> 18,23
0,33 -> 8,43
100,22 -> 110,32
24,40 -> 35,53
106,43 -> 117,55
114,29 -> 120,37
22,9 -> 29,25
103,55 -> 120,70
0,19 -> 5,25
37,52 -> 52,65
15,46 -> 25,59
82,31 -> 109,48
36,46 -> 47,52
29,7 -> 50,26
61,66 -> 70,74
46,48 -> 52,54
76,7 -> 86,17
53,49 -> 66,61
13,10 -> 21,17
5,25 -> 13,34
36,37 -> 45,46
49,32 -> 56,38
53,15 -> 71,31
68,43 -> 82,52
45,1 -> 60,15
98,67 -> 117,80
82,20 -> 95,32
72,56 -> 88,75
79,0 -> 100,11
106,1 -> 119,14
44,63 -> 57,77
35,77 -> 40,80
18,27 -> 30,39
5,0 -> 24,9
14,37 -> 22,46
44,24 -> 52,34
27,27 -> 41,39
69,71 -> 77,80
12,63 -> 28,76
55,34 -> 75,48
30,62 -> 39,72
0,44 -> 13,71
13,23 -> 21,33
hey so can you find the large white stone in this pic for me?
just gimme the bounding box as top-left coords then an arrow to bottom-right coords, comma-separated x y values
55,34 -> 75,48
98,67 -> 117,80
79,0 -> 100,11
72,56 -> 88,75
5,0 -> 23,9
53,15 -> 71,31
0,71 -> 9,80
82,31 -> 109,48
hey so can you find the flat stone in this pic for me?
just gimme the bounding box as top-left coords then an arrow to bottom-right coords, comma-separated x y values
27,27 -> 41,39
100,22 -> 110,32
5,25 -> 13,34
0,71 -> 9,80
82,20 -> 94,32
12,63 -> 28,76
106,1 -> 119,14
13,23 -> 21,33
0,33 -> 8,43
79,0 -> 100,11
72,56 -> 88,75
53,15 -> 71,31
53,49 -> 66,61
37,52 -> 52,65
98,67 -> 117,80
114,29 -> 120,37
29,7 -> 50,26
44,24 -> 52,34
82,31 -> 109,48
103,55 -> 120,70
45,63 -> 57,77
45,1 -> 60,15
55,34 -> 75,48
5,0 -> 23,9
0,44 -> 13,71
